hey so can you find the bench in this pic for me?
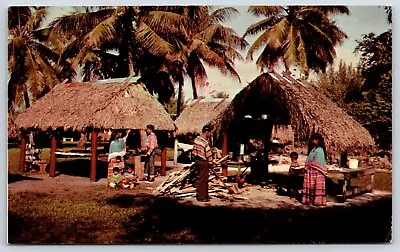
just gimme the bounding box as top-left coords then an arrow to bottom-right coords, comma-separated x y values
327,167 -> 375,202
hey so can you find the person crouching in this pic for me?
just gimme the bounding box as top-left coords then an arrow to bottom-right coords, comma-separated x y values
108,167 -> 122,188
120,166 -> 137,189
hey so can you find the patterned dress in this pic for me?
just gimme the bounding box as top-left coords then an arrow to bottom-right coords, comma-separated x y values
302,147 -> 327,206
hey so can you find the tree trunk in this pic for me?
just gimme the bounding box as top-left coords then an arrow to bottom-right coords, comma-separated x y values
190,74 -> 198,99
23,90 -> 30,109
128,46 -> 134,76
176,77 -> 184,117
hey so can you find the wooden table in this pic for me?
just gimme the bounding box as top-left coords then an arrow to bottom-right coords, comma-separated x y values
327,167 -> 375,201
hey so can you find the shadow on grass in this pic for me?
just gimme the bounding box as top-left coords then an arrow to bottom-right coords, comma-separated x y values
106,194 -> 392,244
8,192 -> 392,244
55,159 -> 109,180
8,174 -> 42,184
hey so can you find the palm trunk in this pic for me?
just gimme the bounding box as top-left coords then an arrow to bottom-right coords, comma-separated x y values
128,46 -> 134,75
23,90 -> 30,109
177,78 -> 184,117
190,74 -> 198,99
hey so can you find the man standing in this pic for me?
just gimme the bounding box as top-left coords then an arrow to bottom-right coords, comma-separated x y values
192,125 -> 214,202
144,124 -> 158,182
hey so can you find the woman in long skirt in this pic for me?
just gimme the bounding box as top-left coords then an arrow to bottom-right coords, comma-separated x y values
302,133 -> 328,206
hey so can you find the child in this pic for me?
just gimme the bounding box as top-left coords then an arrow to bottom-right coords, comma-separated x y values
288,152 -> 302,175
120,166 -> 137,189
108,167 -> 122,188
288,152 -> 304,196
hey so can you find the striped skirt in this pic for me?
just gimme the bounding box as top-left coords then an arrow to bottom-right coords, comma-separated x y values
108,157 -> 125,178
301,168 -> 326,206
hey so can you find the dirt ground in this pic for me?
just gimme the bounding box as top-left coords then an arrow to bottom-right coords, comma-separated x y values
8,165 -> 392,244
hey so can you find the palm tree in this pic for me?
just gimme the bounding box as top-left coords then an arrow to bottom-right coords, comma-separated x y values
186,7 -> 248,99
8,7 -> 59,111
244,6 -> 349,76
47,7 -> 139,81
136,6 -> 247,116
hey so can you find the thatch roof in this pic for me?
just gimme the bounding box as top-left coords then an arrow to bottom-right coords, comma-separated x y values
175,98 -> 230,135
271,125 -> 294,144
212,72 -> 374,155
15,79 -> 175,131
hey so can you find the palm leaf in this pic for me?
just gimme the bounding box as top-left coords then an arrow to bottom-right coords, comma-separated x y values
141,11 -> 188,39
248,6 -> 284,17
8,7 -> 32,31
208,42 -> 244,62
69,14 -> 118,69
135,21 -> 174,57
243,15 -> 280,37
196,24 -> 248,50
22,7 -> 47,34
48,8 -> 115,37
283,25 -> 298,67
209,7 -> 239,24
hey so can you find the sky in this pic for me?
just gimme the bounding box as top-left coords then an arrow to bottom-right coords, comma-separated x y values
41,5 -> 391,99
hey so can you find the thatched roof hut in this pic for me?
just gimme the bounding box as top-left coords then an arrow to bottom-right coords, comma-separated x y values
212,72 -> 374,155
175,98 -> 230,135
15,79 -> 175,131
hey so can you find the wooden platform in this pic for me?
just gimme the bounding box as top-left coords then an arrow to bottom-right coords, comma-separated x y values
327,167 -> 375,202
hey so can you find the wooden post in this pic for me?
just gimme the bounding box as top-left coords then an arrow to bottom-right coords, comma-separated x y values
49,131 -> 57,177
134,155 -> 144,180
140,129 -> 147,151
161,147 -> 167,176
90,128 -> 98,182
19,131 -> 27,173
222,132 -> 228,177
262,123 -> 273,184
173,138 -> 178,165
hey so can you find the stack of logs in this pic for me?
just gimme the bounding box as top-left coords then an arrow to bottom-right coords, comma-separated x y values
153,157 -> 248,200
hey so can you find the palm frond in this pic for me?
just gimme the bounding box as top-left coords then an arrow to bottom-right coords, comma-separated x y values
135,21 -> 174,57
141,11 -> 188,39
296,31 -> 308,73
246,30 -> 270,61
209,7 -> 239,24
48,8 -> 115,38
194,40 -> 226,68
224,62 -> 241,82
70,14 -> 118,69
243,15 -> 280,37
306,22 -> 334,45
246,18 -> 288,61
196,24 -> 248,50
208,42 -> 244,62
187,53 -> 207,82
22,7 -> 47,34
8,7 -> 32,31
248,6 -> 284,17
316,6 -> 350,15
283,25 -> 298,67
